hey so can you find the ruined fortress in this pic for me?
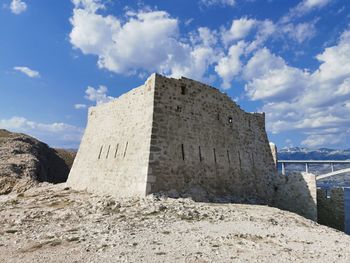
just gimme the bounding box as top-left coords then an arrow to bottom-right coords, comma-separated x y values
67,73 -> 280,203
67,74 -> 318,219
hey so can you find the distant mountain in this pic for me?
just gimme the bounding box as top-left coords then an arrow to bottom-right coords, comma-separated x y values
277,147 -> 350,187
278,147 -> 350,160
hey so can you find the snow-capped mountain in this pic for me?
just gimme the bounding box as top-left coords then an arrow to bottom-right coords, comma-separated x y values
278,147 -> 350,161
277,147 -> 350,187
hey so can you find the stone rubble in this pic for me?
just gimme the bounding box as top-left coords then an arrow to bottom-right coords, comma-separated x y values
0,183 -> 350,262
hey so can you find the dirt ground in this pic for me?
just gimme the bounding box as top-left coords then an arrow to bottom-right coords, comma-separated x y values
1,183 -> 349,263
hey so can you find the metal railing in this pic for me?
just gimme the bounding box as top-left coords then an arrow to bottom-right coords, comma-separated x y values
277,160 -> 350,179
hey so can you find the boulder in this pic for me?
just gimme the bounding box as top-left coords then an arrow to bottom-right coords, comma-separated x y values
0,129 -> 75,194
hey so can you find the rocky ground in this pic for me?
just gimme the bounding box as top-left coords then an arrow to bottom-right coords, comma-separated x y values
1,183 -> 350,263
0,129 -> 75,194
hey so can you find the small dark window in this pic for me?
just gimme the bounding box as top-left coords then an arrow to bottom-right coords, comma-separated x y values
181,144 -> 185,161
227,150 -> 230,164
213,148 -> 217,163
181,85 -> 186,95
106,145 -> 111,159
228,117 -> 233,123
123,142 -> 128,158
98,146 -> 103,159
199,146 -> 202,162
176,105 -> 182,112
114,144 -> 119,158
238,151 -> 242,170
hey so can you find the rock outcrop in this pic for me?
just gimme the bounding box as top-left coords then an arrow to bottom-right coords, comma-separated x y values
0,129 -> 75,194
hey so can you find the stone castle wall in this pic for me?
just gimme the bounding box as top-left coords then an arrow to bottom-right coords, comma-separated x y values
146,75 -> 277,202
272,172 -> 317,221
317,188 -> 345,231
67,75 -> 156,197
67,73 -> 317,218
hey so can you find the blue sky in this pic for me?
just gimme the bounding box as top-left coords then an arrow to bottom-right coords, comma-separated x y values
0,0 -> 350,149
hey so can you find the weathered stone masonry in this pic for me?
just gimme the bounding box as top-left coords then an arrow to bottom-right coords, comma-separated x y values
67,73 -> 278,202
147,74 -> 276,202
67,78 -> 155,197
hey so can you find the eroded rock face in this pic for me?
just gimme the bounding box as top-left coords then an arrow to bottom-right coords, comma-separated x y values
0,129 -> 75,194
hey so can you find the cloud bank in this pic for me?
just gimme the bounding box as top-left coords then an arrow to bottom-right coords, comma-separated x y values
244,29 -> 350,148
0,117 -> 84,148
68,0 -> 349,148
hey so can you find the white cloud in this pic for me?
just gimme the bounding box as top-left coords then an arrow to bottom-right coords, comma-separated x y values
232,18 -> 316,54
245,67 -> 309,101
200,0 -> 235,7
313,30 -> 350,84
75,85 -> 114,109
222,17 -> 257,45
237,19 -> 316,50
13,66 -> 40,78
197,27 -> 218,47
281,21 -> 317,44
296,0 -> 331,12
10,0 -> 27,15
66,1 -> 350,148
70,6 -> 179,74
244,19 -> 276,54
243,48 -> 309,101
69,9 -> 121,58
0,116 -> 84,148
69,1 -> 318,89
244,28 -> 350,148
69,1 -> 218,81
216,16 -> 315,89
243,48 -> 284,80
71,0 -> 105,12
74,104 -> 87,109
334,78 -> 350,96
283,0 -> 331,22
168,46 -> 217,81
301,133 -> 346,148
85,85 -> 114,105
215,41 -> 246,89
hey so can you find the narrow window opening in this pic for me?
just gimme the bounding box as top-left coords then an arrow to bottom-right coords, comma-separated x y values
98,146 -> 103,159
227,150 -> 230,164
181,144 -> 185,161
181,85 -> 186,95
106,145 -> 111,159
123,142 -> 128,158
213,148 -> 217,163
176,105 -> 182,112
238,151 -> 242,171
114,144 -> 119,158
228,117 -> 233,123
217,114 -> 220,120
199,146 -> 202,162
